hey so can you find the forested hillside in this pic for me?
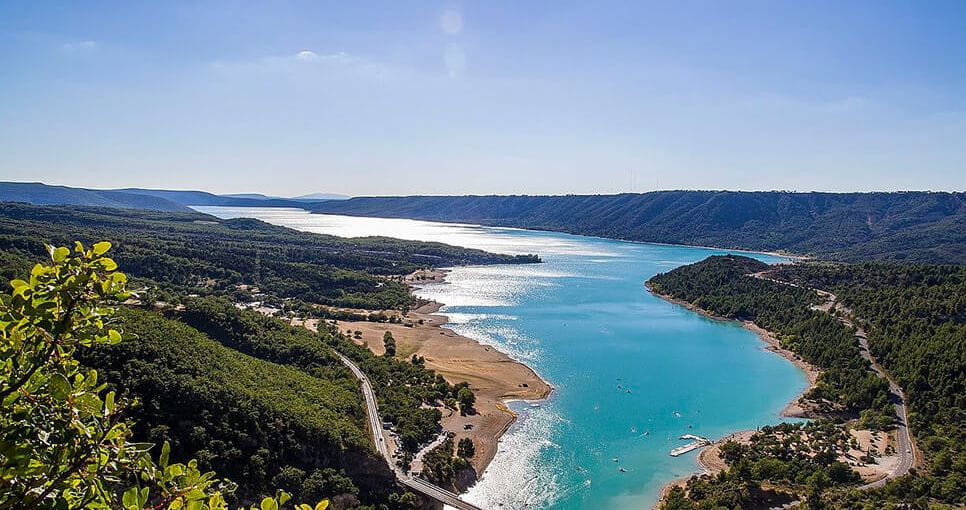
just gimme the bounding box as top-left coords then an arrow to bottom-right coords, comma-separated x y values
74,297 -> 468,508
649,256 -> 964,508
176,298 -> 457,453
0,203 -> 537,310
79,307 -> 396,507
0,257 -> 490,509
0,204 -> 541,508
311,191 -> 965,264
771,262 -> 965,505
0,241 -> 338,510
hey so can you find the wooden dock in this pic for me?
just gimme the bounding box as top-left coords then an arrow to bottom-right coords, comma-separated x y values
670,434 -> 711,456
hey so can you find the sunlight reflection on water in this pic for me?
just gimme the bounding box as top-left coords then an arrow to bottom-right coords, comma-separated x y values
191,207 -> 620,257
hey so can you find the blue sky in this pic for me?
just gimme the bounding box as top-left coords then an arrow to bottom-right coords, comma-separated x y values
1,1 -> 964,196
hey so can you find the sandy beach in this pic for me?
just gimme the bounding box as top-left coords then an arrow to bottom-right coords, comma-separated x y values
335,269 -> 552,475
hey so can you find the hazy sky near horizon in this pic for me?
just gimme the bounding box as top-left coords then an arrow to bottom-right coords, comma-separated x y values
1,1 -> 964,196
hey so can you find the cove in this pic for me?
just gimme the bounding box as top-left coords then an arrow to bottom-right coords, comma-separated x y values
193,207 -> 806,509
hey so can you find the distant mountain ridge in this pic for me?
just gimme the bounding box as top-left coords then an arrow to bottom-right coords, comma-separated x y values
0,182 -> 346,211
0,182 -> 191,212
292,192 -> 351,201
309,191 -> 966,264
219,192 -> 351,201
5,183 -> 961,263
111,188 -> 318,208
220,193 -> 282,200
125,189 -> 350,204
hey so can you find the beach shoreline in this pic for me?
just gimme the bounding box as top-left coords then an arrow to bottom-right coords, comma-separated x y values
644,282 -> 822,508
644,282 -> 820,418
654,429 -> 758,507
336,268 -> 552,480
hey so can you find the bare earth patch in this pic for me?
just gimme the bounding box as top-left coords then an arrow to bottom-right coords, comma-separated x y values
333,300 -> 551,473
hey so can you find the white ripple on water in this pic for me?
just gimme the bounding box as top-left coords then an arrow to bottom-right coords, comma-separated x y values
445,323 -> 542,363
415,267 -> 558,307
459,407 -> 564,510
440,312 -> 519,325
457,265 -> 583,279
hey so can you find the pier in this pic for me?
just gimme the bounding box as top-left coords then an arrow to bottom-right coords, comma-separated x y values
670,434 -> 711,456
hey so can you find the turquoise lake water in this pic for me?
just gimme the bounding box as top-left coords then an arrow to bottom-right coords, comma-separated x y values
194,207 -> 806,510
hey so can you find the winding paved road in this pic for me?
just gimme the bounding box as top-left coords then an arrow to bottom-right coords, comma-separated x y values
750,273 -> 918,487
335,352 -> 484,510
821,295 -> 918,489
335,352 -> 391,460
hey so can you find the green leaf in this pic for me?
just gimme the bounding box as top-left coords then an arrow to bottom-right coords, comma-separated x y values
50,373 -> 71,400
3,391 -> 20,407
160,441 -> 170,468
260,497 -> 278,510
52,246 -> 70,263
99,258 -> 118,271
109,329 -> 122,344
122,487 -> 139,509
105,391 -> 116,414
93,241 -> 112,256
315,501 -> 329,510
186,488 -> 206,501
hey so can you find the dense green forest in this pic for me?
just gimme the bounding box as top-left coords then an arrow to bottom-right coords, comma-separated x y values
76,296 -> 472,508
649,256 -> 965,509
0,241 -> 334,510
1,246 -> 470,509
310,191 -> 965,264
174,297 -> 457,454
78,307 -> 392,507
771,262 -> 966,507
0,202 -> 537,310
0,203 -> 543,508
